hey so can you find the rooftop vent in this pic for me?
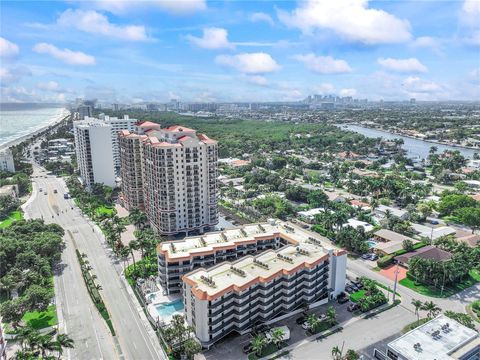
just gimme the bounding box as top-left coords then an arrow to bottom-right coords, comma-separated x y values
296,247 -> 310,256
277,253 -> 294,263
413,343 -> 422,352
230,266 -> 247,277
200,275 -> 216,288
253,258 -> 270,270
199,237 -> 207,247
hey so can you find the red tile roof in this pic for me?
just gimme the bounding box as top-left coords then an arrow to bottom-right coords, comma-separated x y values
137,121 -> 158,127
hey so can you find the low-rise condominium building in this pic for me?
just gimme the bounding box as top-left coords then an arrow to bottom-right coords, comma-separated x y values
178,221 -> 346,348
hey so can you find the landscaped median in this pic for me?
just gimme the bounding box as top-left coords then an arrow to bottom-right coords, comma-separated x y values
75,249 -> 115,335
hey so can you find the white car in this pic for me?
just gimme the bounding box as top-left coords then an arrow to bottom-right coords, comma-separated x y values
301,322 -> 310,330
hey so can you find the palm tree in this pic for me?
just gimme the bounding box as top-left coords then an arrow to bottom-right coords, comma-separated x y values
306,313 -> 320,331
326,306 -> 337,326
128,240 -> 139,269
129,208 -> 147,229
38,334 -> 56,357
120,246 -> 130,271
421,301 -> 441,319
55,333 -> 74,359
16,325 -> 34,351
411,299 -> 423,325
251,334 -> 266,356
331,345 -> 342,360
270,327 -> 285,349
345,349 -> 359,360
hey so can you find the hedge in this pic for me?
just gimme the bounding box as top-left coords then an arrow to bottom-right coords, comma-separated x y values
377,254 -> 394,268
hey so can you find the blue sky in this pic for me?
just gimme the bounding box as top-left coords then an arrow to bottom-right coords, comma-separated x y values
1,0 -> 479,103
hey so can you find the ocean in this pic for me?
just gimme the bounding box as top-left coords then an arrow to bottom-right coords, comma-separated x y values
0,103 -> 70,148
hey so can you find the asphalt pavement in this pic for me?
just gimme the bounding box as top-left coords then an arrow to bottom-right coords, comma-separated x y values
24,165 -> 165,360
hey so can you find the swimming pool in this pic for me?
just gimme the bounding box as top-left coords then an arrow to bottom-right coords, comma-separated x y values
367,240 -> 377,248
154,299 -> 184,318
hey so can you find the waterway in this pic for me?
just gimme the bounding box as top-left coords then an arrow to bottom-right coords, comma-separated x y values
340,124 -> 478,160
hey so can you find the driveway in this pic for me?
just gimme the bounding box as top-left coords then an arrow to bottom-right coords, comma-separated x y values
276,306 -> 416,360
201,301 -> 353,360
379,264 -> 407,281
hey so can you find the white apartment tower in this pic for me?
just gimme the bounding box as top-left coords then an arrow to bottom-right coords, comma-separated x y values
73,120 -> 116,188
119,123 -> 219,235
84,115 -> 137,174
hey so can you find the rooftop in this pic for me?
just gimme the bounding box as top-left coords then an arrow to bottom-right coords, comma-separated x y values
183,243 -> 330,300
388,314 -> 478,360
158,221 -> 339,262
395,245 -> 453,264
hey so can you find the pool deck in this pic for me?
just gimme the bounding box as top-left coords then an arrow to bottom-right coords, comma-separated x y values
147,291 -> 183,324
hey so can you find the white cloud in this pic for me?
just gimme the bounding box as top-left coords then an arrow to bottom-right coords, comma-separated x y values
57,9 -> 148,41
277,0 -> 411,44
465,30 -> 480,46
37,81 -> 61,92
313,83 -> 335,94
0,37 -> 19,58
294,53 -> 352,74
460,0 -> 480,27
0,66 -> 31,85
215,52 -> 280,74
377,57 -> 428,73
411,36 -> 444,56
186,28 -> 234,50
250,12 -> 274,26
340,88 -> 357,97
33,43 -> 96,65
403,76 -> 441,93
79,0 -> 206,15
194,91 -> 216,102
244,75 -> 269,86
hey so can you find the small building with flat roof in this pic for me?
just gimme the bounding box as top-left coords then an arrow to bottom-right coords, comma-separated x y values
385,314 -> 479,360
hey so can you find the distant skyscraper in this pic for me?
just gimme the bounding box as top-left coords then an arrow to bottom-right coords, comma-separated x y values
77,105 -> 92,120
119,123 -> 218,235
0,148 -> 15,173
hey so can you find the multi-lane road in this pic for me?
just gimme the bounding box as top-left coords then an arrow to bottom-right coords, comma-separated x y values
24,164 -> 164,360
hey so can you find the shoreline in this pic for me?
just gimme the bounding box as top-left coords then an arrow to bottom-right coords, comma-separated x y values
0,108 -> 71,151
340,123 -> 480,153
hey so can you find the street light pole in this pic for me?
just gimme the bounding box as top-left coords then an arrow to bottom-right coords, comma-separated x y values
392,263 -> 400,303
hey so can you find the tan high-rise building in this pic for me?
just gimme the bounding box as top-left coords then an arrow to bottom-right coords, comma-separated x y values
119,122 -> 218,235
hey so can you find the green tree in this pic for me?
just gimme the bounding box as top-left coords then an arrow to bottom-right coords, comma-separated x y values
411,299 -> 423,325
251,334 -> 266,356
454,207 -> 480,233
402,239 -> 414,252
270,327 -> 285,349
422,301 -> 441,319
326,306 -> 337,326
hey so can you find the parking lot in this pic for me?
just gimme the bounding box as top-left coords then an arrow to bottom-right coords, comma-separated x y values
201,300 -> 355,360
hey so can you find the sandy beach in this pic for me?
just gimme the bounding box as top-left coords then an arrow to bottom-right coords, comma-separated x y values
0,108 -> 71,151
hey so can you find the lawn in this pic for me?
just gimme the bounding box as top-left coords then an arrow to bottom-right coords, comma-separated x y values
350,290 -> 366,303
399,270 -> 480,298
95,205 -> 115,217
0,210 -> 23,228
22,305 -> 57,330
307,320 -> 334,335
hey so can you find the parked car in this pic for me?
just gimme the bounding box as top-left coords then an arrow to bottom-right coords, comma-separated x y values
347,303 -> 360,312
296,316 -> 306,325
53,189 -> 58,194
430,220 -> 439,225
242,344 -> 252,354
369,254 -> 378,261
64,193 -> 70,199
345,286 -> 354,294
301,322 -> 310,330
338,296 -> 349,304
361,253 -> 371,260
43,192 -> 47,195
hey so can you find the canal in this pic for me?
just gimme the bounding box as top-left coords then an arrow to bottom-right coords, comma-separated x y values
340,124 -> 478,159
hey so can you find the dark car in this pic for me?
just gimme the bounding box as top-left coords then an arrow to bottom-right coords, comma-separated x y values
296,316 -> 306,325
338,296 -> 349,304
344,286 -> 354,293
243,344 -> 252,354
361,253 -> 370,260
430,220 -> 439,225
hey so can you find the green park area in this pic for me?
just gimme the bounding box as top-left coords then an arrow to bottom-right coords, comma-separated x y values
22,305 -> 58,330
95,205 -> 115,217
0,210 -> 23,228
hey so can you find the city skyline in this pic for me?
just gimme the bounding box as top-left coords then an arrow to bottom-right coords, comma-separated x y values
1,0 -> 479,104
